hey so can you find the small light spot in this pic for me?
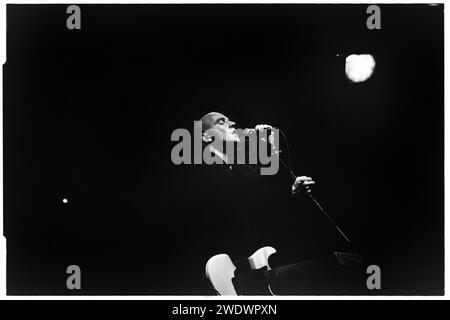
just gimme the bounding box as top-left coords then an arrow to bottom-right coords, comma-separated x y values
63,198 -> 68,204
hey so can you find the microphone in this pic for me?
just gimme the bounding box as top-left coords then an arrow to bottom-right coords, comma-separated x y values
241,125 -> 279,154
242,125 -> 277,134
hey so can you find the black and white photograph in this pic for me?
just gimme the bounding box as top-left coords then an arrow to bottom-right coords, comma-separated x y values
2,2 -> 444,296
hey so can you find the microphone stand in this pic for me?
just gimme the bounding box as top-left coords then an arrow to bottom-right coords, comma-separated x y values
278,157 -> 351,244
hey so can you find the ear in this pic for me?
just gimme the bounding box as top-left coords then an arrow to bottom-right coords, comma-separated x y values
202,132 -> 212,143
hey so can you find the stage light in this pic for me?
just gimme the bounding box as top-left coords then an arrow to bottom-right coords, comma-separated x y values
345,54 -> 375,83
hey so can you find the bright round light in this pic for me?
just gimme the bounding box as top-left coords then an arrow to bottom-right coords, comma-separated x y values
345,54 -> 376,83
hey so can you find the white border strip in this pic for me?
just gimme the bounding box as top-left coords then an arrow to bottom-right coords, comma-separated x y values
0,0 -> 446,300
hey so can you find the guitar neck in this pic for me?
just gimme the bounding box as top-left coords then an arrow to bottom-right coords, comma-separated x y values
266,252 -> 363,280
268,258 -> 320,279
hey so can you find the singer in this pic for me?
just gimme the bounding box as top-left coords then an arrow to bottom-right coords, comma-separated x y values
187,111 -> 327,294
199,111 -> 315,193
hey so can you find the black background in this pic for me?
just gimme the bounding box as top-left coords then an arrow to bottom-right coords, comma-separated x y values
3,4 -> 444,294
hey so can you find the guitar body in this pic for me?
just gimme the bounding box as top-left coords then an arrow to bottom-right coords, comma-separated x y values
205,246 -> 277,295
205,253 -> 238,295
205,247 -> 364,295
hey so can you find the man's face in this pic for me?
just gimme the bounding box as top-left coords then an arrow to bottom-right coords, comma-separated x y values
201,112 -> 240,142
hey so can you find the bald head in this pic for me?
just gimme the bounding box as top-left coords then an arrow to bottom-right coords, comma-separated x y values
200,112 -> 227,133
199,111 -> 239,142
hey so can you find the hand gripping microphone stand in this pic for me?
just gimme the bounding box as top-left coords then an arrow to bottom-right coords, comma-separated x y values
277,129 -> 351,244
